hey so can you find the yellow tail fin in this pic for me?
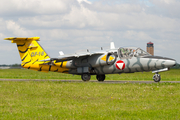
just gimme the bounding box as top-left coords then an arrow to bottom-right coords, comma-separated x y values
4,37 -> 50,66
4,37 -> 69,73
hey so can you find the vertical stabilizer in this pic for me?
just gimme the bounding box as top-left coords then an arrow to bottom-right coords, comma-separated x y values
4,37 -> 50,66
4,37 -> 69,73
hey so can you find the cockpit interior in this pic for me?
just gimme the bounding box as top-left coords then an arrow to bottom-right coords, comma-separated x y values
109,47 -> 151,60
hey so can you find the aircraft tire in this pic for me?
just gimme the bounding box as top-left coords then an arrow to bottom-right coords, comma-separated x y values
81,74 -> 91,81
96,74 -> 105,81
153,74 -> 161,82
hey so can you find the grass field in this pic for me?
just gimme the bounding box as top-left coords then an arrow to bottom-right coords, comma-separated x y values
0,69 -> 180,119
0,81 -> 180,119
0,69 -> 180,81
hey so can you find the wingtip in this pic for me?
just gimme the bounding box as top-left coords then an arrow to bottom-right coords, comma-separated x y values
31,37 -> 40,40
4,37 -> 14,40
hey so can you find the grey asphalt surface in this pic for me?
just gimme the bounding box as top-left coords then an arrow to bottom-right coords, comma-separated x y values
0,79 -> 180,83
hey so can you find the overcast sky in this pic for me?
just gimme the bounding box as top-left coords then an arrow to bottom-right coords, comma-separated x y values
0,0 -> 180,64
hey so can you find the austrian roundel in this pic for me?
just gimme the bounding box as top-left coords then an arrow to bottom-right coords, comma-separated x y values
115,60 -> 125,70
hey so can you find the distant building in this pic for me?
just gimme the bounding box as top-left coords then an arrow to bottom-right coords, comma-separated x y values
147,42 -> 154,56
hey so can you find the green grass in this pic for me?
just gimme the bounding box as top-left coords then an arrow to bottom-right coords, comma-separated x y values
0,81 -> 180,119
0,69 -> 180,119
0,69 -> 180,81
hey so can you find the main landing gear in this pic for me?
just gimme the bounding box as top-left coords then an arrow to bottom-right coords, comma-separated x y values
81,74 -> 106,82
153,73 -> 161,82
81,74 -> 91,81
96,74 -> 105,82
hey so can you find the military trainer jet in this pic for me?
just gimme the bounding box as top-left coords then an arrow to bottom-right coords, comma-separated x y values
4,37 -> 177,82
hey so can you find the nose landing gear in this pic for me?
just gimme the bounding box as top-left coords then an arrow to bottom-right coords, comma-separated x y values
153,73 -> 161,82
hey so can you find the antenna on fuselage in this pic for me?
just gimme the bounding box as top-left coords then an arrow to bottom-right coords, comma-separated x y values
110,42 -> 115,49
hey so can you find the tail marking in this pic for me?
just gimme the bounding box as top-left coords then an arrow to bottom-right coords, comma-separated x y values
4,37 -> 69,73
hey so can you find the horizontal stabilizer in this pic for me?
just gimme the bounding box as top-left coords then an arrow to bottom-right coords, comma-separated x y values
4,37 -> 40,43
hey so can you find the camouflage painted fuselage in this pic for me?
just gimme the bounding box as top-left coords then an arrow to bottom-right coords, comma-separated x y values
64,53 -> 176,75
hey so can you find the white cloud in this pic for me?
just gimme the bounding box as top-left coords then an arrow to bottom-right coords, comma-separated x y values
88,2 -> 143,13
0,0 -> 180,64
148,0 -> 180,18
6,20 -> 31,36
0,0 -> 74,16
160,0 -> 176,4
77,0 -> 92,4
123,31 -> 153,41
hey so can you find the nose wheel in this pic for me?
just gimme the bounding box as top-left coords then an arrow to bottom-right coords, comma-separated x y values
153,73 -> 161,82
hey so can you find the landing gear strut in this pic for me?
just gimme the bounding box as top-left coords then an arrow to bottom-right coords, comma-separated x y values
81,74 -> 91,81
96,74 -> 105,81
153,73 -> 161,82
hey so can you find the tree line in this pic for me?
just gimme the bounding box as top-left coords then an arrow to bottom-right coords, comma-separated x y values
0,64 -> 21,67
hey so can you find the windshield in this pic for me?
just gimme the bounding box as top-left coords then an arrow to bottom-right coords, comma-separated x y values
118,47 -> 151,58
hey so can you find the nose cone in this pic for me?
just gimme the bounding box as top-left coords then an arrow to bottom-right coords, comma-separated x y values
162,59 -> 177,67
143,55 -> 177,68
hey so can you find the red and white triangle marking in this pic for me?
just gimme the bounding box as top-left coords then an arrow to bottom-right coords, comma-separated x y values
115,60 -> 125,70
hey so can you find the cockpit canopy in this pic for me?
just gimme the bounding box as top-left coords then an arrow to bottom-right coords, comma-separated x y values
118,47 -> 151,58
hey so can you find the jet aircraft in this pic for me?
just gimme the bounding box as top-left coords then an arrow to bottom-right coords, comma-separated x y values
4,37 -> 177,82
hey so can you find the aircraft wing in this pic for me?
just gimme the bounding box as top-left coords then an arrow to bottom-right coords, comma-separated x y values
40,51 -> 106,62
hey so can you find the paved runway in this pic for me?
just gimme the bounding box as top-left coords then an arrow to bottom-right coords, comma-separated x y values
0,79 -> 180,84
